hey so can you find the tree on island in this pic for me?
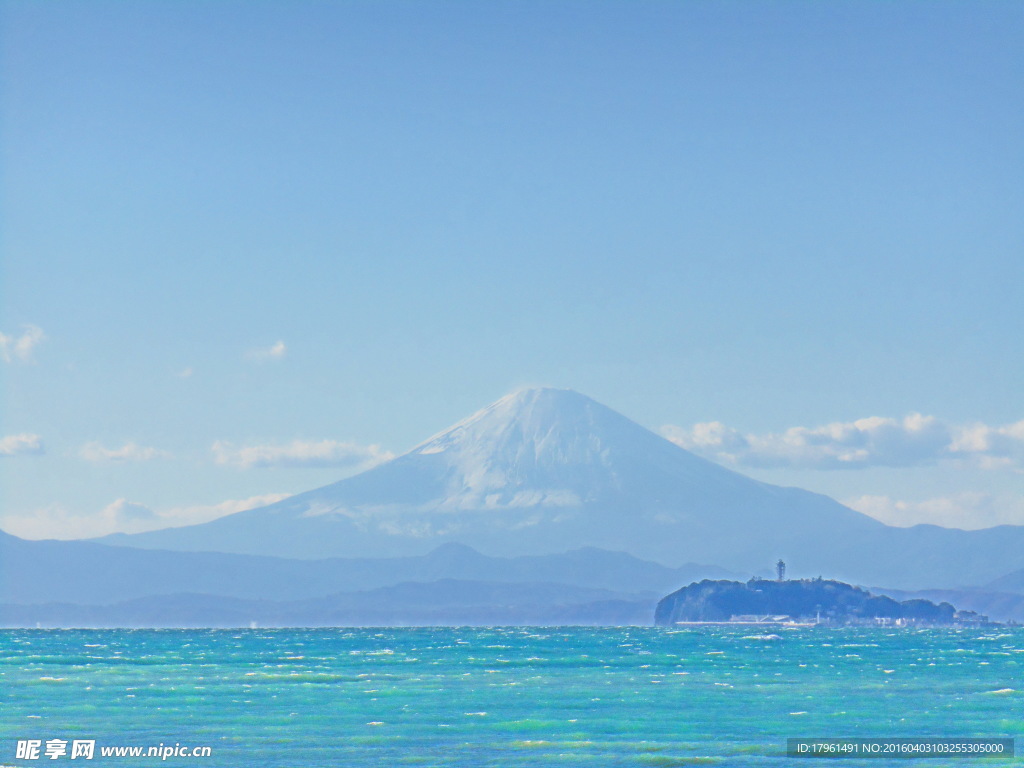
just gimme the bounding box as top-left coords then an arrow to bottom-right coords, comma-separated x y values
654,577 -> 963,626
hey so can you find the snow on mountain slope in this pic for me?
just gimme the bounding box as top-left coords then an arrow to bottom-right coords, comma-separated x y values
406,387 -> 750,507
307,387 -> 765,513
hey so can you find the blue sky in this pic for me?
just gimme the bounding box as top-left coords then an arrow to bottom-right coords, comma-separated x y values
2,0 -> 1021,539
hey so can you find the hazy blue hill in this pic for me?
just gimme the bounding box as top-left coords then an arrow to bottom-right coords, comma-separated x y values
985,566 -> 1024,594
0,530 -> 732,606
0,530 -> 323,604
848,523 -> 1024,590
95,389 -> 1024,589
0,579 -> 658,628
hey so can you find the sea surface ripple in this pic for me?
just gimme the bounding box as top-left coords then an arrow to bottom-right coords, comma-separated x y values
2,627 -> 1022,766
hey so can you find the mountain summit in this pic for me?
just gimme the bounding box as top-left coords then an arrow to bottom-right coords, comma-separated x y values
102,388 -> 1024,587
399,387 -> 752,510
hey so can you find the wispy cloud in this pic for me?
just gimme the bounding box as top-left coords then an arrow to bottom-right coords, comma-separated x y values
0,433 -> 44,456
662,415 -> 1024,471
247,340 -> 287,362
0,493 -> 291,540
0,325 -> 45,363
845,493 -> 1024,530
102,498 -> 160,523
79,442 -> 171,462
212,439 -> 393,470
176,493 -> 292,523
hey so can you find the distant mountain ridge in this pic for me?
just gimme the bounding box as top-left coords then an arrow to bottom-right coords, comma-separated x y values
0,579 -> 658,628
7,528 -> 1024,627
94,388 -> 1024,589
0,530 -> 735,606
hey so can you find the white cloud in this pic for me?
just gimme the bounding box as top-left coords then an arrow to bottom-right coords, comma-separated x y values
662,422 -> 749,462
79,442 -> 171,462
0,325 -> 45,363
247,340 -> 287,361
176,367 -> 194,378
0,433 -> 44,456
212,439 -> 393,469
102,498 -> 160,523
0,499 -> 160,540
155,493 -> 292,529
662,414 -> 1024,471
845,493 -> 1024,530
1,493 -> 291,540
949,420 -> 1024,469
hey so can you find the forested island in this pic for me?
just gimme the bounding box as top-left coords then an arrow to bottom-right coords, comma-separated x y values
654,577 -> 994,627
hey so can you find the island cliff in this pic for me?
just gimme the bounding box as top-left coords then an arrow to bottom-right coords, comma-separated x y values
654,578 -> 988,627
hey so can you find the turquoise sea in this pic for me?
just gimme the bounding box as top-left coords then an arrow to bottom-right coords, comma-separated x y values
2,627 -> 1021,767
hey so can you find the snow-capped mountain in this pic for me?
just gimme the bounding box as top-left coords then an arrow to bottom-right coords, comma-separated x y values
101,388 -> 1024,588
